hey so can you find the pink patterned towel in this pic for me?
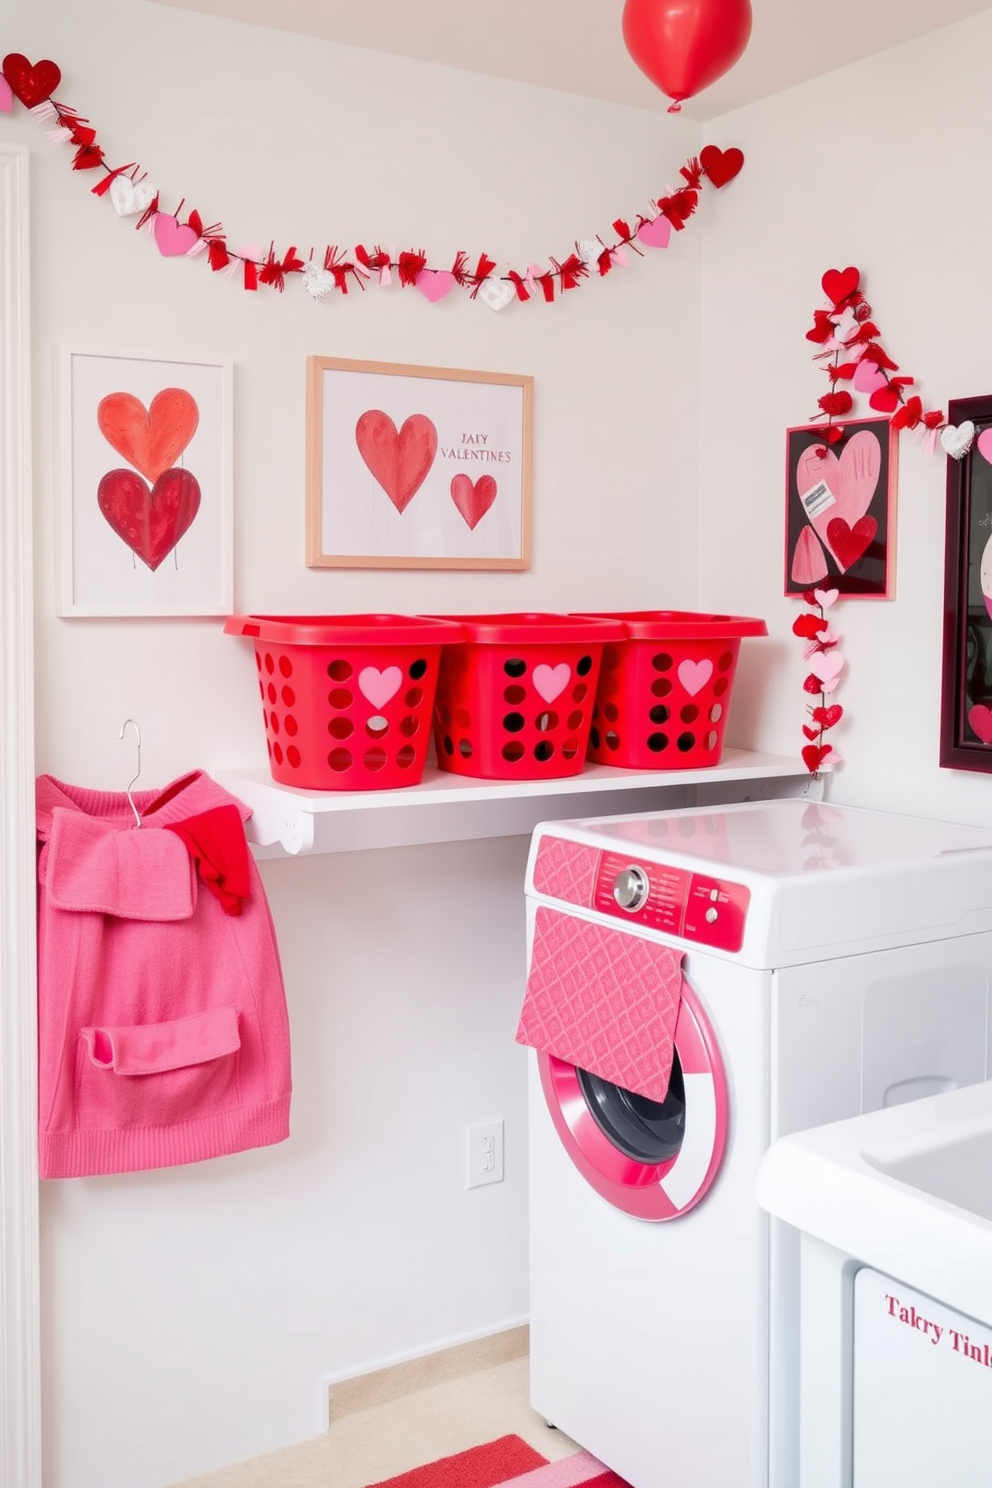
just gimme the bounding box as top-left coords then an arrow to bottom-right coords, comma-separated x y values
517,905 -> 683,1102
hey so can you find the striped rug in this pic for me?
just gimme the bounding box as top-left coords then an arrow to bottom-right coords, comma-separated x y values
366,1434 -> 631,1488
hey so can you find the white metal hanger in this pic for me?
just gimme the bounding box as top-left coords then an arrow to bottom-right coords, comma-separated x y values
119,718 -> 142,828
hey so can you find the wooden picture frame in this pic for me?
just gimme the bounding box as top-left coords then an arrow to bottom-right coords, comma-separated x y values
940,394 -> 992,771
306,356 -> 532,570
58,346 -> 233,617
784,417 -> 897,599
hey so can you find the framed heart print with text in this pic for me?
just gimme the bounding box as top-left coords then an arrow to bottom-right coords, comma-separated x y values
59,347 -> 233,617
306,356 -> 532,570
784,416 -> 897,599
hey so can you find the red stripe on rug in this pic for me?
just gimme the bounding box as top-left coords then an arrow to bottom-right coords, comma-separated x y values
366,1435 -> 549,1488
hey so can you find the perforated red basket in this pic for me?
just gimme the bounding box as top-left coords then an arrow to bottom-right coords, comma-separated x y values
428,613 -> 626,780
225,614 -> 464,790
576,611 -> 767,769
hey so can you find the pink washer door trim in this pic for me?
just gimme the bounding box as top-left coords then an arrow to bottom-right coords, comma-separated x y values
538,975 -> 729,1221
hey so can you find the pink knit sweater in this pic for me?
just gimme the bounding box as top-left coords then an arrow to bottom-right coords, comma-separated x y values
36,771 -> 291,1178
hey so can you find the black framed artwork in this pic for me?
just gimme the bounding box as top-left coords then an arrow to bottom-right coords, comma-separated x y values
785,417 -> 897,599
940,394 -> 992,771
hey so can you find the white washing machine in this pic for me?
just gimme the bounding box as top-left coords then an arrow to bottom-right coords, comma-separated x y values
521,798 -> 992,1488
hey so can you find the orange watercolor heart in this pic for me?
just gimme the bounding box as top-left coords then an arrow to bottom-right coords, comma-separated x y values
97,388 -> 200,484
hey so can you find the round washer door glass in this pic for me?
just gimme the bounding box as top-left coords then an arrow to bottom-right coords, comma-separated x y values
538,977 -> 728,1221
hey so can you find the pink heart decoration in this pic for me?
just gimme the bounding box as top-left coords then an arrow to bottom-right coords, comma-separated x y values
795,431 -> 881,568
533,663 -> 570,703
791,526 -> 828,586
636,215 -> 671,250
968,705 -> 992,745
358,666 -> 402,709
450,474 -> 497,530
0,77 -> 13,112
808,651 -> 844,685
814,588 -> 839,608
977,430 -> 992,467
852,359 -> 887,396
416,269 -> 456,303
677,658 -> 714,696
153,213 -> 200,257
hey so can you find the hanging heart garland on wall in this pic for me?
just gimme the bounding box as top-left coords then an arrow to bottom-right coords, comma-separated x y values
794,588 -> 844,779
805,265 -> 974,457
1,50 -> 745,309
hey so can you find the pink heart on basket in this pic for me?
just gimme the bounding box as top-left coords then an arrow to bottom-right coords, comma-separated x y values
969,705 -> 992,744
358,665 -> 403,709
677,658 -> 714,696
416,269 -> 456,303
533,663 -> 570,703
153,213 -> 200,257
636,215 -> 671,250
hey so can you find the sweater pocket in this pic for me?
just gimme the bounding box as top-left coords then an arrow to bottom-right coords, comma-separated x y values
77,1007 -> 241,1129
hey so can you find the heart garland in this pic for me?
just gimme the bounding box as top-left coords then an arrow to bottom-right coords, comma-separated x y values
794,587 -> 845,778
0,50 -> 744,310
805,265 -> 965,457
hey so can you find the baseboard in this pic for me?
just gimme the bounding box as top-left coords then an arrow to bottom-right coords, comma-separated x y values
323,1322 -> 529,1427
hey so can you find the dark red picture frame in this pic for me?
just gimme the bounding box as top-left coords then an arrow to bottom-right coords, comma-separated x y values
784,417 -> 897,599
940,394 -> 992,770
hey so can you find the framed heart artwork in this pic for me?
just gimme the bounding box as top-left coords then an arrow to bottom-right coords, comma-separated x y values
940,394 -> 992,771
784,417 -> 897,599
59,348 -> 232,616
306,357 -> 532,569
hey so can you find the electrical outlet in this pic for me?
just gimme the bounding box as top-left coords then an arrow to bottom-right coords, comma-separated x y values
466,1119 -> 504,1188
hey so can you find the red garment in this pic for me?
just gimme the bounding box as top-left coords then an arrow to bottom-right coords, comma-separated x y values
164,804 -> 251,916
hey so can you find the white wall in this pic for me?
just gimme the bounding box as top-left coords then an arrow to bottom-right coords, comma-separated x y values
6,3 -> 704,1484
701,8 -> 992,823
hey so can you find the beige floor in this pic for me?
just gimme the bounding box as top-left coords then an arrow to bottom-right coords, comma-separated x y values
170,1356 -> 581,1488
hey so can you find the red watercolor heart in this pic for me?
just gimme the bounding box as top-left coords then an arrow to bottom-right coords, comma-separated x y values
968,705 -> 992,745
802,743 -> 830,774
812,704 -> 844,729
98,388 -> 199,484
821,266 -> 860,306
699,145 -> 744,188
792,612 -> 827,640
2,53 -> 61,109
450,473 -> 497,531
826,515 -> 877,571
355,410 -> 438,514
97,467 -> 201,571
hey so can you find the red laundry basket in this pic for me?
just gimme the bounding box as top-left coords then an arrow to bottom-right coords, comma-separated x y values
224,614 -> 464,790
428,613 -> 626,780
576,611 -> 767,769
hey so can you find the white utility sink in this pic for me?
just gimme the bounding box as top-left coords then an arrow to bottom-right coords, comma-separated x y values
757,1079 -> 992,1488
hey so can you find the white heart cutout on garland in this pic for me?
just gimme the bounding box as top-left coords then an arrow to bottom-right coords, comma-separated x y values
303,263 -> 335,300
109,175 -> 157,217
479,277 -> 514,313
940,420 -> 976,460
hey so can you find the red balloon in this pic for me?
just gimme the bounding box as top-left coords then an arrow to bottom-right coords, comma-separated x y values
622,0 -> 753,109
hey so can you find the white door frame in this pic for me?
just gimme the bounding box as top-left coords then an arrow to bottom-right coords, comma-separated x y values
0,141 -> 43,1488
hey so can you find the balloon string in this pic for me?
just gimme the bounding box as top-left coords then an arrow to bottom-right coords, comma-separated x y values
667,101 -> 683,113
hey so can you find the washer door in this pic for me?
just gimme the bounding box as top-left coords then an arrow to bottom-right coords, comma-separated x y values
538,977 -> 729,1220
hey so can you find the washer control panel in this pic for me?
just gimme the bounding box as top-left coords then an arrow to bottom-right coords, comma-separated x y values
593,851 -> 750,952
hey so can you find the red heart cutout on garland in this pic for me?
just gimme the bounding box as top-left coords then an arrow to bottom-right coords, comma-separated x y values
355,410 -> 438,514
699,145 -> 744,188
802,725 -> 820,741
821,266 -> 860,307
826,514 -> 877,571
968,705 -> 992,745
869,383 -> 900,413
812,704 -> 844,729
97,467 -> 201,571
450,473 -> 497,531
792,612 -> 827,640
2,53 -> 61,108
802,743 -> 831,774
98,388 -> 200,484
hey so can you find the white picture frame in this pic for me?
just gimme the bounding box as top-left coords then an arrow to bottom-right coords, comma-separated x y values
58,346 -> 233,617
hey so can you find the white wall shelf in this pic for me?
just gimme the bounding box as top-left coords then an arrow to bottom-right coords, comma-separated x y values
215,749 -> 822,858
